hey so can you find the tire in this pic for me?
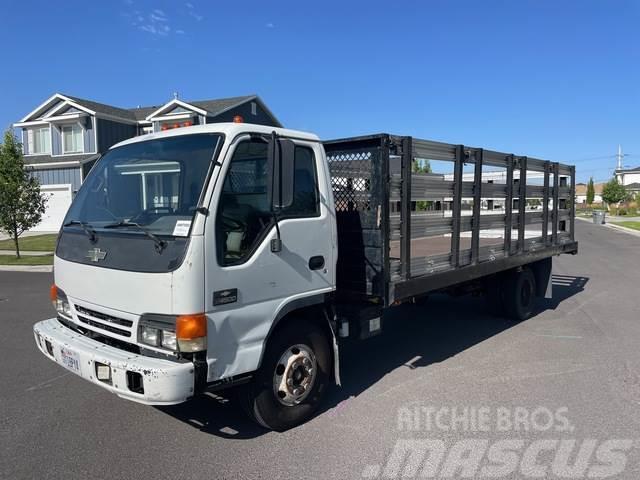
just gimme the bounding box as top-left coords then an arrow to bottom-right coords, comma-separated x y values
503,267 -> 537,321
244,319 -> 331,431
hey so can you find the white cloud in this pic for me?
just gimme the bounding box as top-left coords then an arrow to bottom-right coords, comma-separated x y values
266,22 -> 274,28
188,11 -> 203,21
150,13 -> 168,22
140,24 -> 157,35
124,4 -> 199,36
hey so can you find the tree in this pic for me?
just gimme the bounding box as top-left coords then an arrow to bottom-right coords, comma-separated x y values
601,177 -> 627,213
0,129 -> 48,258
586,177 -> 595,205
412,158 -> 431,174
412,159 -> 432,211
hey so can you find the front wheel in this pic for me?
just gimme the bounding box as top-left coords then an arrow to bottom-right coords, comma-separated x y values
243,320 -> 331,431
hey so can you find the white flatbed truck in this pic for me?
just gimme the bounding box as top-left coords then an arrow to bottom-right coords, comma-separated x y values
34,122 -> 577,430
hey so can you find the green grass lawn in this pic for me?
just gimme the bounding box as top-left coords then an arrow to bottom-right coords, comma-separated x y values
0,234 -> 57,252
0,254 -> 53,265
612,221 -> 640,231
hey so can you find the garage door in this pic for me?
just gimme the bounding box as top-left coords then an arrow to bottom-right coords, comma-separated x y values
32,184 -> 72,232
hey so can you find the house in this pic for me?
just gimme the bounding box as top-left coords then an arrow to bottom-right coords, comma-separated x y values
575,182 -> 604,205
13,93 -> 281,230
615,166 -> 640,199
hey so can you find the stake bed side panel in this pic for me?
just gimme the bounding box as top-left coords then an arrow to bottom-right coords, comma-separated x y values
323,134 -> 577,306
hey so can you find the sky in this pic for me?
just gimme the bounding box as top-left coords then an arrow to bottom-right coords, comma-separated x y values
1,0 -> 638,183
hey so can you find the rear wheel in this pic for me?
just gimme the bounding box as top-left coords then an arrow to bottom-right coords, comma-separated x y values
503,267 -> 537,321
244,319 -> 331,431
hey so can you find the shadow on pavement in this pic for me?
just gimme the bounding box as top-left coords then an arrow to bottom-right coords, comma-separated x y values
539,274 -> 589,310
159,274 -> 588,439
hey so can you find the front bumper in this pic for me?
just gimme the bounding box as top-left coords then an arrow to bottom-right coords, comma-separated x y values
33,318 -> 195,405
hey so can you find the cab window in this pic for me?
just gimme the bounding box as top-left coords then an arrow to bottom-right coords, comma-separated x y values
217,139 -> 319,265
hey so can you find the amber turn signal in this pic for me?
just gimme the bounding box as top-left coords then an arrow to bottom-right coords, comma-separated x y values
176,313 -> 207,339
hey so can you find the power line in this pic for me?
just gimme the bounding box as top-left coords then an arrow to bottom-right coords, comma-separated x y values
568,155 -> 616,162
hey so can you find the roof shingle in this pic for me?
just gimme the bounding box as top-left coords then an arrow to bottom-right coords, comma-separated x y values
61,94 -> 261,123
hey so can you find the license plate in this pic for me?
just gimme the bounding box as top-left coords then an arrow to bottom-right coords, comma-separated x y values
60,347 -> 81,373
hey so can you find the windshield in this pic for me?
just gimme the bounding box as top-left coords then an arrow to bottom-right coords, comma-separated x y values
64,134 -> 221,236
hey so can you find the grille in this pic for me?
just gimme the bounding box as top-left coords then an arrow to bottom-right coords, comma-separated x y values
57,316 -> 140,354
75,305 -> 133,327
76,315 -> 131,337
74,304 -> 133,338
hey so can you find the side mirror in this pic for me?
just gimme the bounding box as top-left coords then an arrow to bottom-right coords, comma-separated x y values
267,134 -> 295,211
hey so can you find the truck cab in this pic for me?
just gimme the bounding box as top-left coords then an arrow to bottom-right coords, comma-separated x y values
35,123 -> 338,430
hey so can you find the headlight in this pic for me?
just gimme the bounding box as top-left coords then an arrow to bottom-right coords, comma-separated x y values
140,326 -> 161,346
161,330 -> 177,350
50,284 -> 71,318
138,313 -> 206,353
138,315 -> 179,352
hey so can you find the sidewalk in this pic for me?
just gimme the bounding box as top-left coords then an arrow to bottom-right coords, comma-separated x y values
0,231 -> 57,241
0,250 -> 53,256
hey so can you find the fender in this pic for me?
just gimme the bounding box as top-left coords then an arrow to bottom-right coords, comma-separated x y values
258,293 -> 341,386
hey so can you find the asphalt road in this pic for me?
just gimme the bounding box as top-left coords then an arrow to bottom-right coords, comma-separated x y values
2,220 -> 640,479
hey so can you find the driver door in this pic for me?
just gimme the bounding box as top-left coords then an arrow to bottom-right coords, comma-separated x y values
203,135 -> 335,381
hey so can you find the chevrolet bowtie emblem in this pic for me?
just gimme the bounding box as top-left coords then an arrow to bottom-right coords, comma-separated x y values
86,248 -> 107,262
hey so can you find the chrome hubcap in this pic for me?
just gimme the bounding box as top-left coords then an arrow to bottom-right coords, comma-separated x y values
273,344 -> 317,406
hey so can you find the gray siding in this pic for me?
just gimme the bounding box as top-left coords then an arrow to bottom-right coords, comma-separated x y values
22,129 -> 29,155
51,125 -> 62,155
208,101 -> 277,126
31,167 -> 82,192
83,117 -> 96,153
97,118 -> 137,152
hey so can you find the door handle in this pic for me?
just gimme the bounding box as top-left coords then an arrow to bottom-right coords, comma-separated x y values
308,256 -> 325,270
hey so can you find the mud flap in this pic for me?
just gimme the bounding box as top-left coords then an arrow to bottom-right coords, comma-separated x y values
545,265 -> 553,299
324,309 -> 341,387
531,257 -> 553,299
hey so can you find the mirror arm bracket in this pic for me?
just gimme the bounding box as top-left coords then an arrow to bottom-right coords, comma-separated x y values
270,212 -> 282,253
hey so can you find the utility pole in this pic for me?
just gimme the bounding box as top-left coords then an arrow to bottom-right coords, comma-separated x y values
616,145 -> 625,171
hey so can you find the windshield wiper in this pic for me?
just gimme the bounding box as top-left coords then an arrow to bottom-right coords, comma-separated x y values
63,220 -> 97,243
103,220 -> 167,254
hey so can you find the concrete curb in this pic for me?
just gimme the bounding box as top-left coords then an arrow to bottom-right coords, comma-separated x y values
0,265 -> 53,273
